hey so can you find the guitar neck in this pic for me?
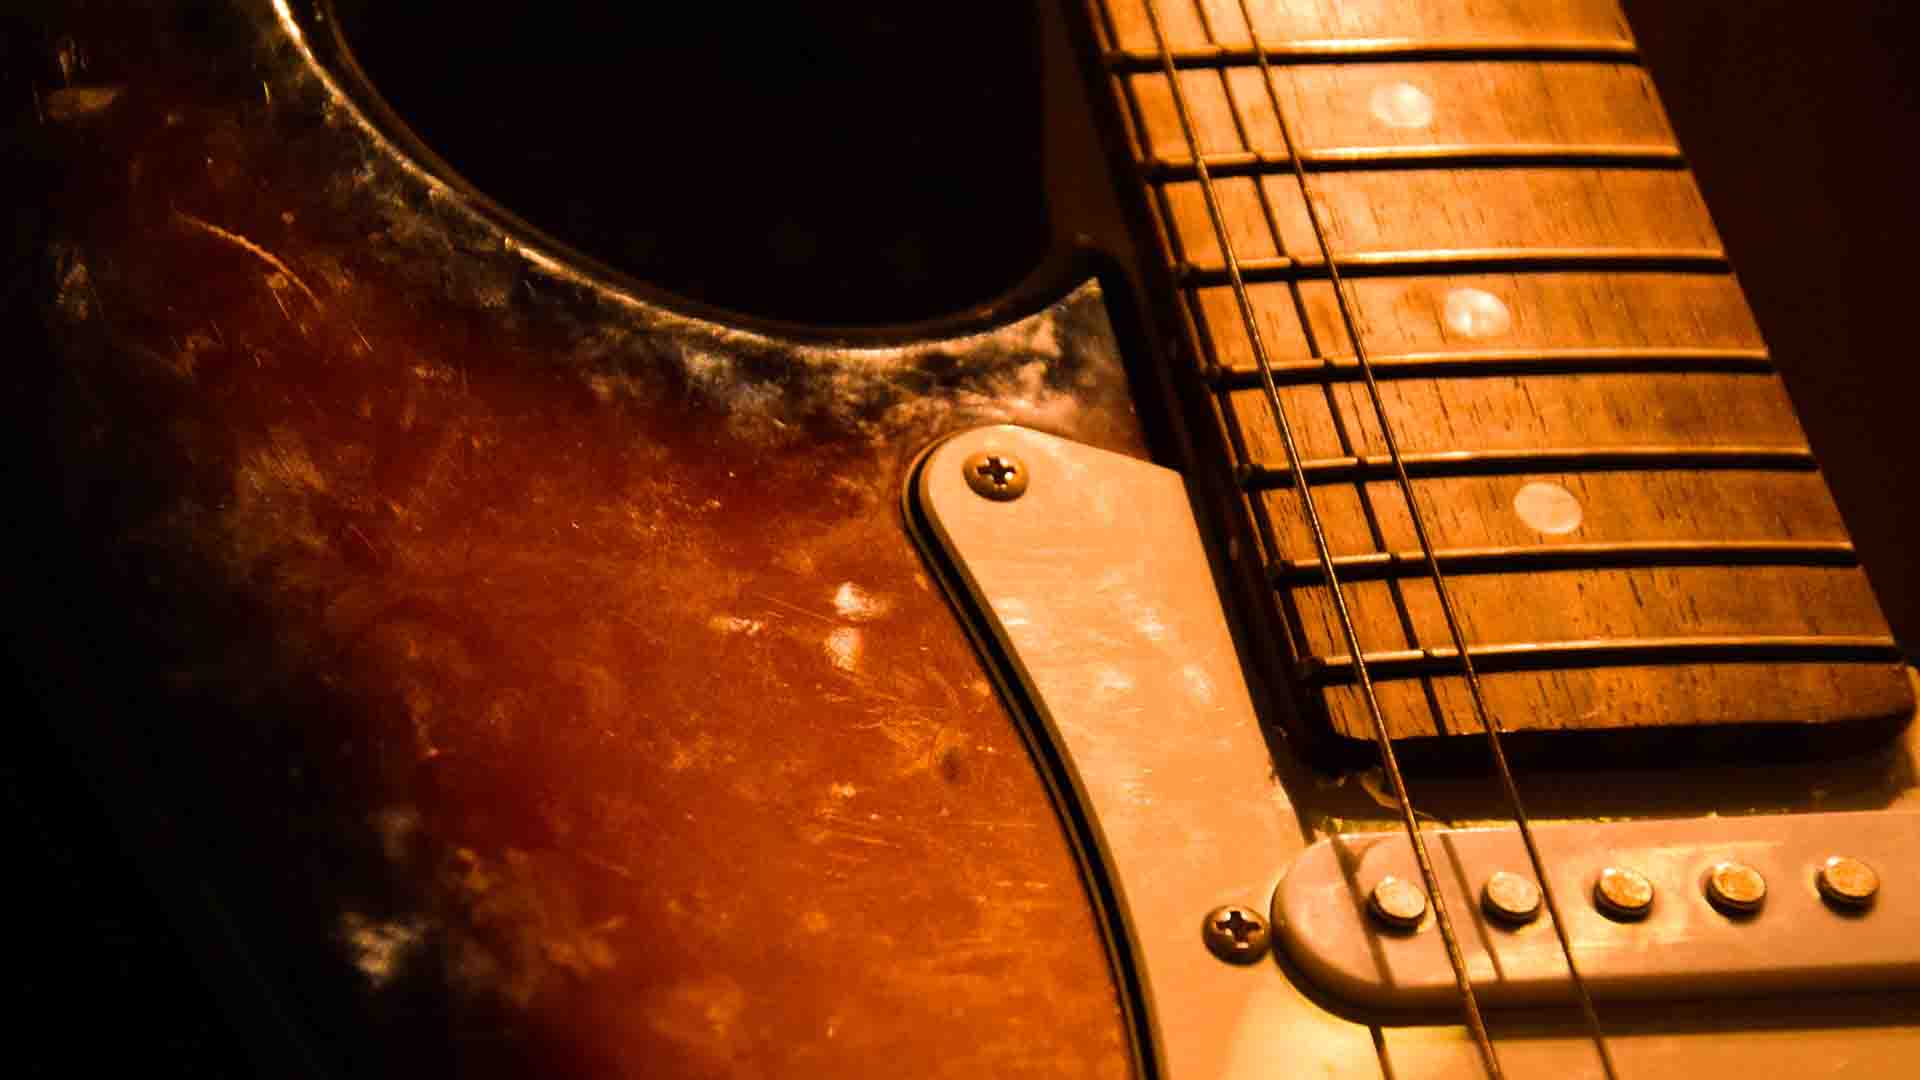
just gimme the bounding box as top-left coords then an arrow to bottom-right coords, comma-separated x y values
1079,0 -> 1910,750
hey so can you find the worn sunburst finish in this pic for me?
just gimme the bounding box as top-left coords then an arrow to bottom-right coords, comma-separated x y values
25,2 -> 1139,1074
18,0 -> 1920,1077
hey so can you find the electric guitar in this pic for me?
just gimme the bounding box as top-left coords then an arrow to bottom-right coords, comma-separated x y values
17,0 -> 1920,1076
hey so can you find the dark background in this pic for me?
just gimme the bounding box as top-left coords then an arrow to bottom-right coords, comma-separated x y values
1625,0 -> 1920,655
7,1 -> 1919,1073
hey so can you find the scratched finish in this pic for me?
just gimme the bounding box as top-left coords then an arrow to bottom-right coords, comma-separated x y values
27,2 -> 1138,1076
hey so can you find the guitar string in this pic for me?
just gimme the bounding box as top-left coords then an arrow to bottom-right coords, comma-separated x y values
1132,1 -> 1504,1076
1176,6 -> 1458,742
1222,3 -> 1618,1075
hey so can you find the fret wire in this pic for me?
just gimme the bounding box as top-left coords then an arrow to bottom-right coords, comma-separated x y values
1305,145 -> 1682,170
1189,1 -> 1429,692
1178,292 -> 1315,664
1218,41 -> 1451,736
1241,445 -> 1818,486
1229,2 -> 1617,1072
1212,346 -> 1774,387
1145,144 -> 1687,179
1182,265 -> 1443,722
1135,11 -> 1324,677
1170,182 -> 1427,703
1179,247 -> 1730,284
1273,540 -> 1859,584
1107,38 -> 1642,71
1135,1 -> 1507,1075
1304,635 -> 1904,684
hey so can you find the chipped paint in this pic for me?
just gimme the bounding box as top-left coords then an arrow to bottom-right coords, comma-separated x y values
245,0 -> 1131,453
372,806 -> 422,863
832,582 -> 887,622
1181,663 -> 1215,706
825,627 -> 863,672
28,1 -> 1145,1074
340,911 -> 427,987
1091,663 -> 1136,700
645,974 -> 749,1068
707,614 -> 767,637
43,84 -> 122,120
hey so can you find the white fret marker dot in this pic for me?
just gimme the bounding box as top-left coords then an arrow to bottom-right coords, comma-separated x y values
1514,482 -> 1583,535
1443,288 -> 1513,338
1369,82 -> 1434,129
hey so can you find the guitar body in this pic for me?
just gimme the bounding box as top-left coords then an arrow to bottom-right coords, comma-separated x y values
17,3 -> 1142,1075
11,1 -> 1918,1077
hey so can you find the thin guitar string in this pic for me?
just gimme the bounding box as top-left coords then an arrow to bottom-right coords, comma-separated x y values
1223,3 -> 1618,1075
1132,2 -> 1504,1076
1175,6 -> 1459,742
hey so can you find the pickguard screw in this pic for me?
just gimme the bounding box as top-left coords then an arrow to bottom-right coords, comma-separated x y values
1594,866 -> 1655,921
1201,904 -> 1271,964
1816,855 -> 1880,910
962,451 -> 1028,501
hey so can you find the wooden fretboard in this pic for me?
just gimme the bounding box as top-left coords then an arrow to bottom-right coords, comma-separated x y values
1082,0 -> 1910,748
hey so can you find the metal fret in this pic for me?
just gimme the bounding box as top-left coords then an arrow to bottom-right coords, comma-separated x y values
1303,635 -> 1904,685
1272,540 -> 1859,585
1107,38 -> 1641,72
1212,347 -> 1774,386
1145,144 -> 1685,180
1180,247 -> 1729,285
1200,6 -> 1622,1070
1241,445 -> 1816,487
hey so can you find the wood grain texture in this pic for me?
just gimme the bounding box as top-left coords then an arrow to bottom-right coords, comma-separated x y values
1101,0 -> 1634,52
1091,0 -> 1909,743
1131,61 -> 1677,164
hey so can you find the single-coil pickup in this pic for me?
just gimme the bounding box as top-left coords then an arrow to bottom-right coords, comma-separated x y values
1273,810 -> 1918,1009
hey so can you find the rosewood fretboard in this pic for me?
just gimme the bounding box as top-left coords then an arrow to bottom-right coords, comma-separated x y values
1083,0 -> 1910,748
